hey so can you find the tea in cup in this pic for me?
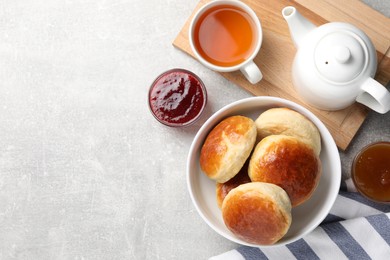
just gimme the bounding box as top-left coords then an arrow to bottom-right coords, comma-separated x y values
189,0 -> 263,84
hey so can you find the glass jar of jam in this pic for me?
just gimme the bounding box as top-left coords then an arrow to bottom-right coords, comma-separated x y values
351,142 -> 390,204
148,69 -> 207,127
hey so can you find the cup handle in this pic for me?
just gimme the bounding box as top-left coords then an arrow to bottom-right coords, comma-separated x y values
356,77 -> 390,114
240,61 -> 262,84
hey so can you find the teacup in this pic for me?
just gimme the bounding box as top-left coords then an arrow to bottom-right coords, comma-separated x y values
189,0 -> 263,84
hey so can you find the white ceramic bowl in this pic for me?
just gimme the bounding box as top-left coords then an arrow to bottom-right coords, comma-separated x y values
186,96 -> 341,247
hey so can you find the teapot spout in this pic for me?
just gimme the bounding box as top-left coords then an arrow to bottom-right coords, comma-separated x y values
282,6 -> 316,48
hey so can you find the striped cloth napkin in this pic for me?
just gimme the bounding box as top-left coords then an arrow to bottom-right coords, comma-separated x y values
210,179 -> 390,260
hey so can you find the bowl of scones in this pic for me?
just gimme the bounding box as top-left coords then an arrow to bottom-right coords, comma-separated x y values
187,96 -> 341,247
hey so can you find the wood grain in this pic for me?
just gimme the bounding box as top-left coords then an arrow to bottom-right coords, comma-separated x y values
172,0 -> 390,150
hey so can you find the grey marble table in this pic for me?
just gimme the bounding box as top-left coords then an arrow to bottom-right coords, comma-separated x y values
0,0 -> 389,259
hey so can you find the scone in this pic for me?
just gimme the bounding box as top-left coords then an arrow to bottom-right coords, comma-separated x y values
249,135 -> 321,207
255,108 -> 321,155
200,115 -> 257,183
222,182 -> 292,245
216,160 -> 251,209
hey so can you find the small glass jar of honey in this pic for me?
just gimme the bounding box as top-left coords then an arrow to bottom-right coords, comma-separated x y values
352,142 -> 390,204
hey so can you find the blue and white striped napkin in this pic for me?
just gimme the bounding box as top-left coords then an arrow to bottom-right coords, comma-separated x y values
210,179 -> 390,260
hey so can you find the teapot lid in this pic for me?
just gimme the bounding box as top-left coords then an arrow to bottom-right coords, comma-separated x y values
314,30 -> 368,84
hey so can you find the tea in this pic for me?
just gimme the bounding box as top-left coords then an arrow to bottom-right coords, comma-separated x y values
193,5 -> 257,67
352,142 -> 390,203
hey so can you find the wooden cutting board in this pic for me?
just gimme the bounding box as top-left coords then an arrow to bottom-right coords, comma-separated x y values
173,0 -> 390,150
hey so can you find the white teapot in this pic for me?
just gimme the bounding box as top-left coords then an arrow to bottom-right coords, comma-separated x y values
282,6 -> 390,114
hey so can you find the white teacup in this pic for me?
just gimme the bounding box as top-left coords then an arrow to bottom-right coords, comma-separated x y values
189,0 -> 263,84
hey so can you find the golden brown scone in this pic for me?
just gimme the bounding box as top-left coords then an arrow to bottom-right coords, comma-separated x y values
222,182 -> 292,245
200,116 -> 256,183
216,160 -> 251,209
255,108 -> 321,155
249,135 -> 321,207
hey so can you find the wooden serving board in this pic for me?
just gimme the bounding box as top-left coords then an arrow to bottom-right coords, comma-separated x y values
173,0 -> 390,150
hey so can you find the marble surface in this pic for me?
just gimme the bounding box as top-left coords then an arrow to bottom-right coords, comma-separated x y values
0,0 -> 389,259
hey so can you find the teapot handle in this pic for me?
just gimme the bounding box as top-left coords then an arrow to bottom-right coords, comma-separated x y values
357,77 -> 390,114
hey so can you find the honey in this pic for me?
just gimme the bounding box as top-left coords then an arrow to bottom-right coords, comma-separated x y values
352,142 -> 390,203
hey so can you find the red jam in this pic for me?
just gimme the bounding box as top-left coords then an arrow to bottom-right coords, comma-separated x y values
149,69 -> 207,127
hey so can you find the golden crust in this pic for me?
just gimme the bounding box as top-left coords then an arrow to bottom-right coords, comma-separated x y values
255,108 -> 321,155
216,160 -> 251,209
222,182 -> 292,245
248,135 -> 321,207
200,116 -> 256,183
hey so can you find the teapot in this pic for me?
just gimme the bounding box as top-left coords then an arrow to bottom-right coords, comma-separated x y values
282,6 -> 390,114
